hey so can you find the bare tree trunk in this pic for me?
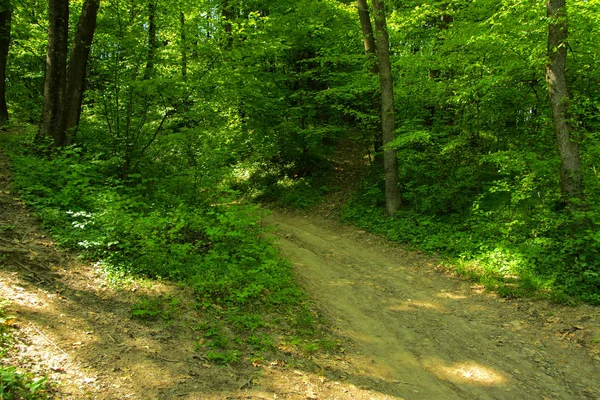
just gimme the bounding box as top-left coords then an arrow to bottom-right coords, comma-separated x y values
0,0 -> 11,126
64,0 -> 100,140
371,0 -> 402,215
143,1 -> 157,80
357,0 -> 377,73
36,0 -> 69,146
356,0 -> 383,168
180,12 -> 187,79
546,0 -> 583,207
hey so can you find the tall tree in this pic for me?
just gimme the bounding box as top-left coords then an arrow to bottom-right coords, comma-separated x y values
221,0 -> 235,49
64,0 -> 100,139
36,0 -> 69,146
0,0 -> 11,125
143,1 -> 157,80
370,0 -> 402,215
357,0 -> 376,73
180,11 -> 187,79
546,0 -> 583,208
357,0 -> 383,167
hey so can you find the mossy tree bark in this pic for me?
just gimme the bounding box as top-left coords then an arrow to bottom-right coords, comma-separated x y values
357,0 -> 383,169
371,0 -> 402,215
546,0 -> 584,209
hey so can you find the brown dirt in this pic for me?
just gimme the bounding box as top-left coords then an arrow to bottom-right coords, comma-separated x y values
1,148 -> 599,400
264,209 -> 600,400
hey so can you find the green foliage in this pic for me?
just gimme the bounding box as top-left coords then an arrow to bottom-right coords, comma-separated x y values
343,175 -> 600,304
4,132 -> 302,309
1,129 -> 319,362
130,295 -> 181,321
204,350 -> 240,364
3,0 -> 598,371
6,0 -> 47,123
0,367 -> 49,400
331,0 -> 600,304
256,175 -> 329,209
201,324 -> 231,350
194,313 -> 272,362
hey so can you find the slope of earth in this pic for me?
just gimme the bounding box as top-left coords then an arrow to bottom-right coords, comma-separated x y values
0,150 -> 417,400
2,147 -> 484,400
264,209 -> 600,400
1,143 -> 599,399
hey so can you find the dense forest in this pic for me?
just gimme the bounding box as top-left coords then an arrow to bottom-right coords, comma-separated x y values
0,0 -> 599,312
0,0 -> 599,396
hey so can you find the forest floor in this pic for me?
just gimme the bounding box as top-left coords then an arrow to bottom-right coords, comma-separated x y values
1,147 -> 600,399
264,210 -> 600,399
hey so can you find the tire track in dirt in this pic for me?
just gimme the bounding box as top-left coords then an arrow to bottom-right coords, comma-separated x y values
265,210 -> 600,400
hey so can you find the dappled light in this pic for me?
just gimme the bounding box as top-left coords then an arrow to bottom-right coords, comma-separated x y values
1,0 -> 599,397
435,291 -> 467,300
387,299 -> 444,312
0,258 -> 200,397
424,359 -> 507,386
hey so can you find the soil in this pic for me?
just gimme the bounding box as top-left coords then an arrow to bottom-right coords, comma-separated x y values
1,149 -> 599,400
264,210 -> 600,399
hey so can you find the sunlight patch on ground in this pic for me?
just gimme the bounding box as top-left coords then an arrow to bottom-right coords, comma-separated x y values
0,280 -> 47,308
424,358 -> 507,386
388,299 -> 443,312
435,291 -> 467,300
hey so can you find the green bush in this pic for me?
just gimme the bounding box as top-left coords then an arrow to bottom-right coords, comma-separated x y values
2,133 -> 308,345
0,367 -> 50,400
343,177 -> 600,304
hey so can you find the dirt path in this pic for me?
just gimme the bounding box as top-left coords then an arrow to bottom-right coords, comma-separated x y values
0,150 -> 449,400
1,145 -> 599,399
264,210 -> 600,400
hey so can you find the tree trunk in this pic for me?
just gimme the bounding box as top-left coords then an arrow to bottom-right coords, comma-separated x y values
546,0 -> 583,207
221,0 -> 234,49
356,0 -> 383,169
143,1 -> 157,80
36,0 -> 69,146
64,0 -> 100,140
357,0 -> 377,74
180,12 -> 187,79
0,0 -> 11,126
371,0 -> 402,215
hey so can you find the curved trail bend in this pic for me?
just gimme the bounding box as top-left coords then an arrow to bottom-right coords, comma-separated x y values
264,210 -> 600,400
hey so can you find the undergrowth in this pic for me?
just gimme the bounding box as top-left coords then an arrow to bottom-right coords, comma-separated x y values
342,178 -> 600,305
229,157 -> 331,210
0,130 -> 337,364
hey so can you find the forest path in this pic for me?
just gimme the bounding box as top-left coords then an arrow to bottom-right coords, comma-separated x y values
264,209 -> 600,400
0,151 -> 400,400
1,141 -> 599,399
